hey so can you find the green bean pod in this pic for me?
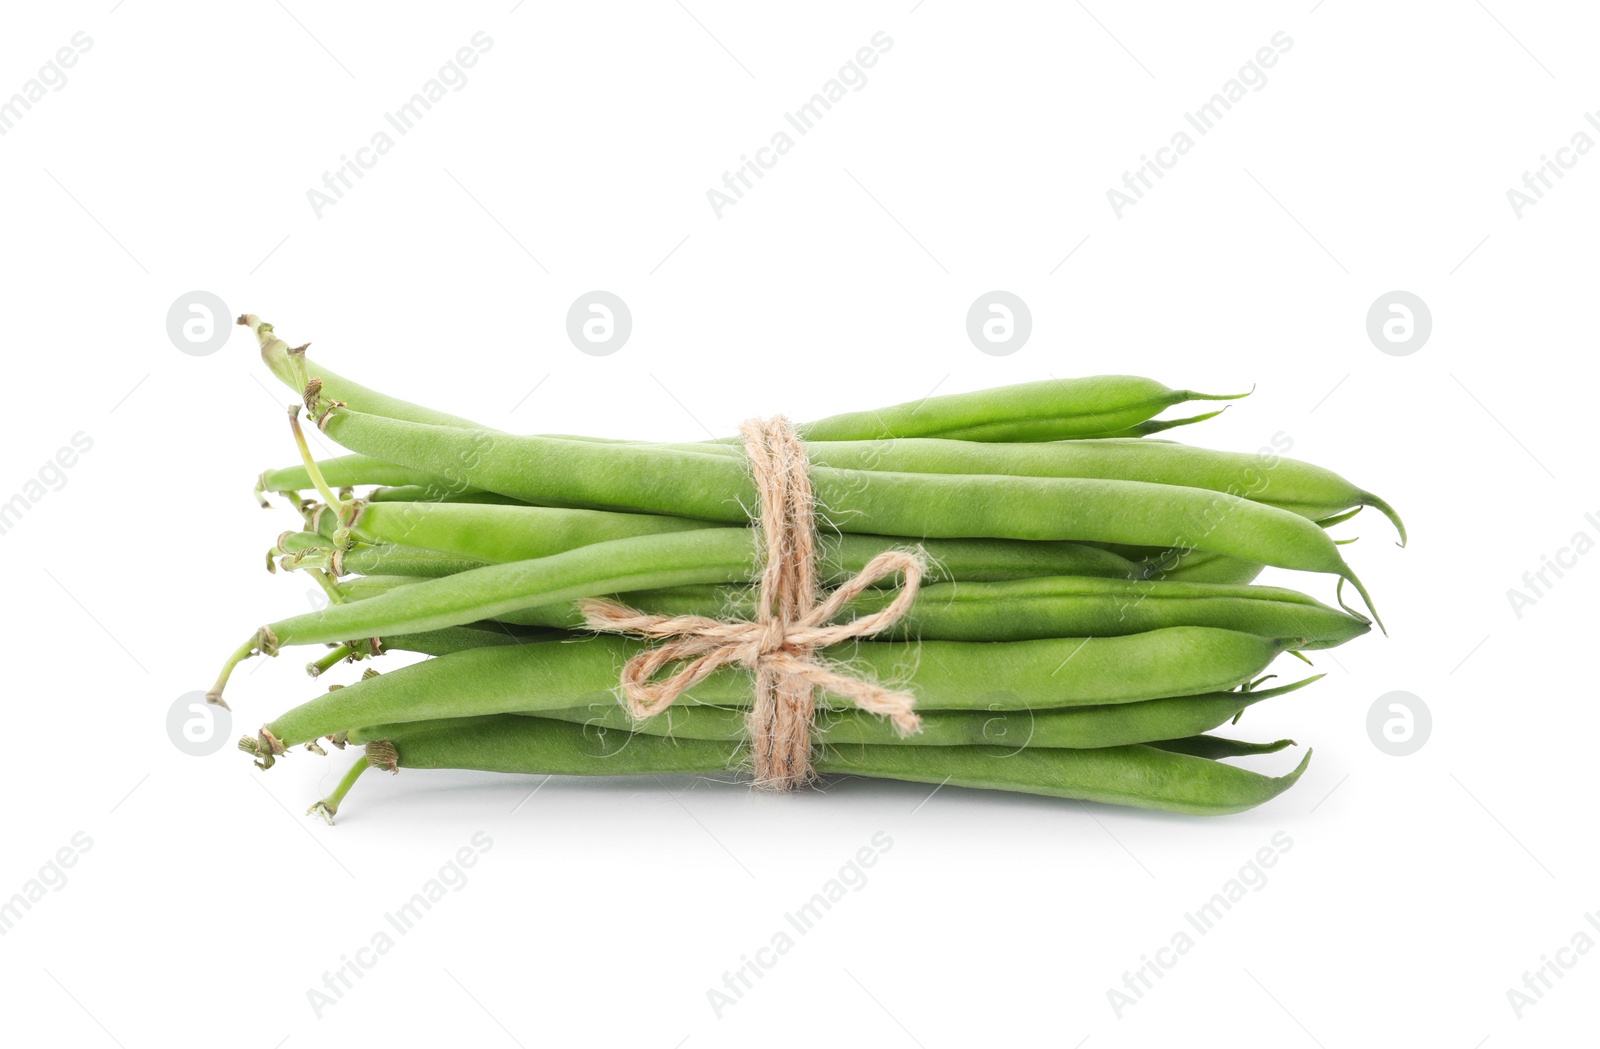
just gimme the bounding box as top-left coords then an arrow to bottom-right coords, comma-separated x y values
332,574 -> 1365,648
261,454 -> 449,495
793,375 -> 1246,442
812,437 -> 1401,541
519,675 -> 1320,749
251,318 -> 1239,445
252,627 -> 1287,751
602,436 -> 1399,539
311,408 -> 1378,615
1146,735 -> 1296,760
348,500 -> 1145,581
269,433 -> 1401,549
349,715 -> 1308,816
276,531 -> 489,579
1143,551 -> 1264,585
352,501 -> 711,560
817,737 -> 1310,815
365,485 -> 524,506
250,317 -> 486,431
376,624 -> 560,655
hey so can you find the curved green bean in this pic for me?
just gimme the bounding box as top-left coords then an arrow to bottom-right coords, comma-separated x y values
348,501 -> 1145,582
267,432 -> 1401,549
602,436 -> 1399,539
251,626 -> 1287,752
1147,734 -> 1296,760
331,573 -> 1366,647
349,714 -> 1308,815
520,675 -> 1320,749
251,317 -> 1241,445
276,530 -> 489,578
1142,551 -> 1264,585
793,375 -> 1246,442
311,409 -> 1377,616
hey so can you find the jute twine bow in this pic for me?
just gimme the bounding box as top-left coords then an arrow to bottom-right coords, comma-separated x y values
579,416 -> 925,790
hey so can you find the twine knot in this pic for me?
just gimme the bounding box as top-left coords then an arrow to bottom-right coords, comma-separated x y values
580,416 -> 924,790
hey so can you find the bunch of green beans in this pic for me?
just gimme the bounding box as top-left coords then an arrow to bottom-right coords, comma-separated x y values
222,314 -> 1402,821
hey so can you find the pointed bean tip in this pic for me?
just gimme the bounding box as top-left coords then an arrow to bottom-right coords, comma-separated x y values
1361,493 -> 1407,547
1336,569 -> 1384,635
1285,747 -> 1313,782
1189,385 -> 1254,402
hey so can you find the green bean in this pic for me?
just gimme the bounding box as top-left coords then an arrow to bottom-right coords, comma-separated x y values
793,376 -> 1247,442
346,715 -> 1308,815
618,436 -> 1398,538
261,454 -> 447,495
348,501 -> 1145,581
817,737 -> 1309,815
1143,551 -> 1264,585
209,530 -> 757,704
248,627 -> 1287,752
263,416 -> 1233,498
213,514 -> 1348,706
332,574 -> 419,602
354,501 -> 711,561
230,316 -> 1389,817
365,485 -> 525,506
833,437 -> 1400,540
1146,735 -> 1295,760
519,675 -> 1320,748
279,435 -> 1398,551
250,317 -> 1241,445
275,530 -> 489,578
334,574 -> 1366,647
302,624 -> 551,678
1102,410 -> 1228,438
311,409 -> 1378,613
249,316 -> 486,431
377,624 -> 559,655
668,577 -> 1367,648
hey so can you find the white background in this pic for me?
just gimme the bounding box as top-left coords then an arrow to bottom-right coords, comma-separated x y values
0,1 -> 1594,1045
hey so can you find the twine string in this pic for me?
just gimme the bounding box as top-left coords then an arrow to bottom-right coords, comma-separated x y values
579,416 -> 924,789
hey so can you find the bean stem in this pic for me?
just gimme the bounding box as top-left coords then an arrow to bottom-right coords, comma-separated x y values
306,756 -> 369,825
